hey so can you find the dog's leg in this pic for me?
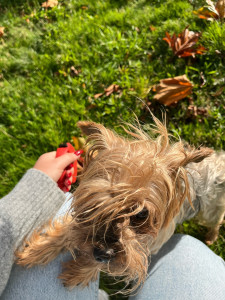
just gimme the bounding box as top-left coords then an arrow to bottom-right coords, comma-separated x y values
59,256 -> 100,288
205,210 -> 225,245
16,216 -> 72,267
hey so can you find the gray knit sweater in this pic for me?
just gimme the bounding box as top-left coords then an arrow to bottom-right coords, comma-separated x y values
0,168 -> 66,295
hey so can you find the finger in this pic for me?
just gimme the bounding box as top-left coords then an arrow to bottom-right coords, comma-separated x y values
62,186 -> 69,193
46,151 -> 57,157
65,169 -> 73,178
56,153 -> 81,169
65,168 -> 74,181
64,178 -> 72,187
37,151 -> 57,160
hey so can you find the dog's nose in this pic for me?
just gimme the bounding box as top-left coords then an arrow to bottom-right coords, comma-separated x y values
93,247 -> 114,263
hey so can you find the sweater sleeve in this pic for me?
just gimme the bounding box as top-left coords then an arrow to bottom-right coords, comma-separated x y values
0,168 -> 66,295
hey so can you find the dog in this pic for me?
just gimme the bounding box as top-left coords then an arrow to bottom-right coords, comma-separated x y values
16,116 -> 225,293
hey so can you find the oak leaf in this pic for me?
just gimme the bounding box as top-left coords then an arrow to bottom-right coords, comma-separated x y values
0,27 -> 5,37
163,27 -> 206,57
42,0 -> 58,8
153,75 -> 193,106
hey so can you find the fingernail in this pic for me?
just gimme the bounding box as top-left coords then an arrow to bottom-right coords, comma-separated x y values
67,180 -> 71,185
74,150 -> 84,156
66,172 -> 72,178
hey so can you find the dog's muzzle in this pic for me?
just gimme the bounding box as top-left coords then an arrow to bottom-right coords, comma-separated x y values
93,247 -> 115,263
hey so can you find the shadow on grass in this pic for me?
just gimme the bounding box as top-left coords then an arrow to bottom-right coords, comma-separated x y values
100,272 -> 130,300
0,0 -> 41,12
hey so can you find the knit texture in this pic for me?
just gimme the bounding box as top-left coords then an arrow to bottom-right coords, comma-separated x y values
0,168 -> 66,295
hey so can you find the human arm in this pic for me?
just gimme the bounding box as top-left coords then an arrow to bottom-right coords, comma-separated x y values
0,151 -> 80,295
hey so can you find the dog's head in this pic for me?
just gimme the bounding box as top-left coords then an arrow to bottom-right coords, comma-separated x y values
69,117 -> 212,291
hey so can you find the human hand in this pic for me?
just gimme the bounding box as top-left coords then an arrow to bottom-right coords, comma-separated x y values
34,151 -> 82,192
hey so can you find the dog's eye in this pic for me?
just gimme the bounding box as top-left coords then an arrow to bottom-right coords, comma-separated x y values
135,208 -> 148,219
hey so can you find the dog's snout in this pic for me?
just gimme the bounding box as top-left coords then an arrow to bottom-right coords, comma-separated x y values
93,247 -> 114,263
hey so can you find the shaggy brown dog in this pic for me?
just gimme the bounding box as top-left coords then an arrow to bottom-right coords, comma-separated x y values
16,116 -> 225,293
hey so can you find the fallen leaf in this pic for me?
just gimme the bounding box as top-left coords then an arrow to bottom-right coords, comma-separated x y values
70,66 -> 81,77
94,84 -> 122,98
188,105 -> 208,117
86,103 -> 97,109
193,0 -> 225,20
200,72 -> 206,87
0,27 -> 5,37
216,0 -> 225,18
42,0 -> 58,8
72,136 -> 80,150
105,84 -> 120,96
153,75 -> 193,106
72,136 -> 89,173
193,7 -> 217,20
94,93 -> 104,99
212,86 -> 224,96
163,27 -> 206,57
149,25 -> 156,31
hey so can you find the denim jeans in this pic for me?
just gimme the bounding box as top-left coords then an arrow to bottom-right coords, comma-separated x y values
129,234 -> 225,300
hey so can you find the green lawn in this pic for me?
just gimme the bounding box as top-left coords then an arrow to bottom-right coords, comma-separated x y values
0,0 -> 224,298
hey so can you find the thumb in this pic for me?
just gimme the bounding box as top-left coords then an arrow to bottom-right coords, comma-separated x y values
56,153 -> 80,169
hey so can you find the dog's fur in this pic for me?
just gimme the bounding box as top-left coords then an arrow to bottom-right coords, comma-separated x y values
16,116 -> 225,293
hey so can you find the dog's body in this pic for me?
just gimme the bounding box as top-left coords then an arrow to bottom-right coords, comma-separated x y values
152,152 -> 225,253
16,117 -> 225,293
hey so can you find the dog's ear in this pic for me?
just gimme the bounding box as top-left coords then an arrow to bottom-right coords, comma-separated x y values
77,121 -> 111,137
182,146 -> 213,166
77,121 -> 124,150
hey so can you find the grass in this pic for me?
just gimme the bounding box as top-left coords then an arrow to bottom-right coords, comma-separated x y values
0,0 -> 224,298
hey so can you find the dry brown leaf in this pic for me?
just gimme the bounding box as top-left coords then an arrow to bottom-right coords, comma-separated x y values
94,84 -> 121,99
94,93 -> 104,99
70,66 -> 81,77
216,0 -> 225,18
193,0 -> 225,20
149,25 -> 156,31
188,105 -> 208,117
153,75 -> 193,106
0,27 -> 5,37
105,84 -> 120,96
72,136 -> 90,173
42,0 -> 58,8
195,9 -> 217,19
163,27 -> 206,57
200,72 -> 206,87
212,86 -> 224,97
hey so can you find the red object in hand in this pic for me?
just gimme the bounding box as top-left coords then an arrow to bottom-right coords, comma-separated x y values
56,143 -> 78,190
